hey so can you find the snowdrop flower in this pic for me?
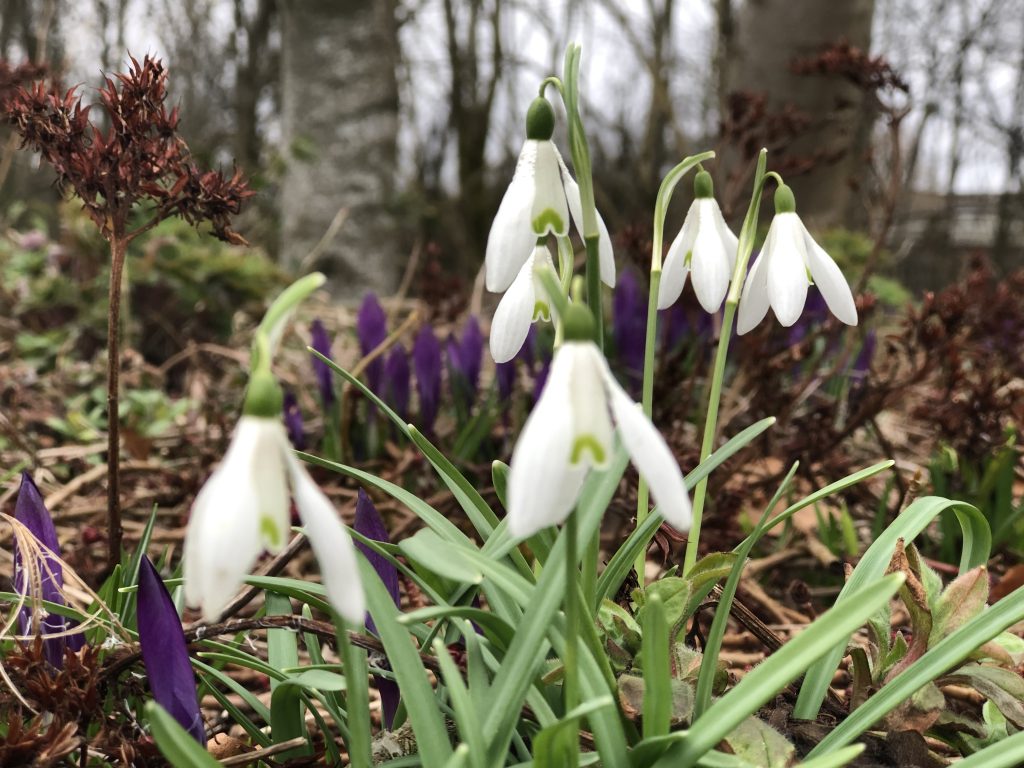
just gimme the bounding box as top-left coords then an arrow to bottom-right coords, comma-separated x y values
485,97 -> 615,294
658,171 -> 738,314
737,185 -> 858,334
507,305 -> 691,539
490,244 -> 559,363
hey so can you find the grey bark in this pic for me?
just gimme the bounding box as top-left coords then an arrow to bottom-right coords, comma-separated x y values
279,0 -> 403,297
723,0 -> 876,227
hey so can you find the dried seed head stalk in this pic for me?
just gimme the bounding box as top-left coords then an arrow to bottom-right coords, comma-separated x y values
5,54 -> 253,243
4,55 -> 254,573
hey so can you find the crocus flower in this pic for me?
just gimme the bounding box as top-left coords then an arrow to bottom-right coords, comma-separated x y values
413,326 -> 442,433
383,346 -> 411,422
507,308 -> 691,539
496,360 -> 516,402
612,268 -> 647,384
490,244 -> 559,364
137,556 -> 205,744
353,489 -> 401,728
485,96 -> 615,293
309,319 -> 336,407
659,171 -> 738,314
183,413 -> 365,624
737,185 -> 857,334
282,389 -> 305,450
13,472 -> 74,668
458,316 -> 483,397
357,293 -> 388,393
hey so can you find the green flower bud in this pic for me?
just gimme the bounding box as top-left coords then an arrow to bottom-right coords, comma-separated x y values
526,97 -> 555,141
243,370 -> 284,417
774,184 -> 796,214
694,170 -> 714,199
562,302 -> 596,343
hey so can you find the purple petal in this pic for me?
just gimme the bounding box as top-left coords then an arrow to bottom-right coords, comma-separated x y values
282,389 -> 306,450
532,361 -> 550,406
13,472 -> 68,668
851,329 -> 876,381
519,326 -> 537,370
310,319 -> 336,407
613,269 -> 646,383
352,489 -> 401,728
137,556 -> 205,744
459,316 -> 484,397
496,360 -> 516,402
383,346 -> 410,421
357,293 -> 388,393
413,326 -> 442,433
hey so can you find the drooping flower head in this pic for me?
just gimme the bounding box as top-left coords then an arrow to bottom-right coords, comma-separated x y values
490,244 -> 560,364
12,472 -> 75,668
737,185 -> 857,334
184,274 -> 365,625
659,171 -> 738,314
413,325 -> 442,433
507,304 -> 691,538
137,556 -> 205,743
309,319 -> 335,408
357,293 -> 388,393
485,96 -> 616,295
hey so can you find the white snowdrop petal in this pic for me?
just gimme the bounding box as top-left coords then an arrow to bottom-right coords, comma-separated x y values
287,454 -> 366,624
531,141 -> 570,236
486,142 -> 538,292
490,251 -> 540,364
596,210 -> 616,288
568,344 -> 615,470
248,420 -> 292,553
712,202 -> 740,272
690,199 -> 732,313
766,214 -> 808,327
802,227 -> 858,326
600,360 -> 691,531
658,202 -> 699,310
507,351 -> 581,538
737,227 -> 774,335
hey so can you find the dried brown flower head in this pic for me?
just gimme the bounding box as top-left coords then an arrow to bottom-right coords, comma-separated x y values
5,55 -> 252,245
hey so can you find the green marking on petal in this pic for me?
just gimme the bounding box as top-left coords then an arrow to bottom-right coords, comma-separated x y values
571,435 -> 606,465
260,514 -> 283,548
533,301 -> 551,322
806,266 -> 814,283
684,249 -> 694,268
532,209 -> 565,235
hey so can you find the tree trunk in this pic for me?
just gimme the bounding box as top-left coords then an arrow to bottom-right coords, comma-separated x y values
723,0 -> 876,227
279,0 -> 403,297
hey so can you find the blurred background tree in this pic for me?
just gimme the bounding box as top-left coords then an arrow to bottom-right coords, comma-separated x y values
1,0 -> 1021,296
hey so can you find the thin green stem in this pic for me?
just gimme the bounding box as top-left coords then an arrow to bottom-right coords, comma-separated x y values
585,235 -> 604,350
564,510 -> 581,719
683,149 -> 771,574
633,268 -> 662,581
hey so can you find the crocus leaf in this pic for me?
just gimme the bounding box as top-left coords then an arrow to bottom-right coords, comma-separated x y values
137,556 -> 204,743
146,702 -> 219,767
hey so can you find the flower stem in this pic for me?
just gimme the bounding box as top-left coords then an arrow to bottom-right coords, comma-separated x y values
106,235 -> 128,574
584,234 -> 603,350
634,267 -> 662,581
683,149 -> 771,574
564,509 -> 581,716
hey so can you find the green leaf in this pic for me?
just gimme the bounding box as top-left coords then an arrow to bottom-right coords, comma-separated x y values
400,529 -> 485,585
534,697 -> 615,768
433,638 -> 486,768
596,418 -> 777,606
642,593 -> 671,739
795,745 -> 865,768
659,574 -> 905,768
794,495 -> 990,719
807,582 -> 1024,757
338,625 -> 372,767
146,702 -> 220,766
934,726 -> 1024,768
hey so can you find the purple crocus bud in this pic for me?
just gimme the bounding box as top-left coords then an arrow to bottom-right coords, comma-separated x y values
282,389 -> 305,450
613,269 -> 646,383
532,361 -> 550,406
137,556 -> 205,744
383,346 -> 410,421
357,293 -> 388,394
13,472 -> 69,668
309,319 -> 336,408
353,489 -> 401,728
496,360 -> 516,402
458,316 -> 483,398
520,326 -> 537,370
850,330 -> 876,382
413,326 -> 442,433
